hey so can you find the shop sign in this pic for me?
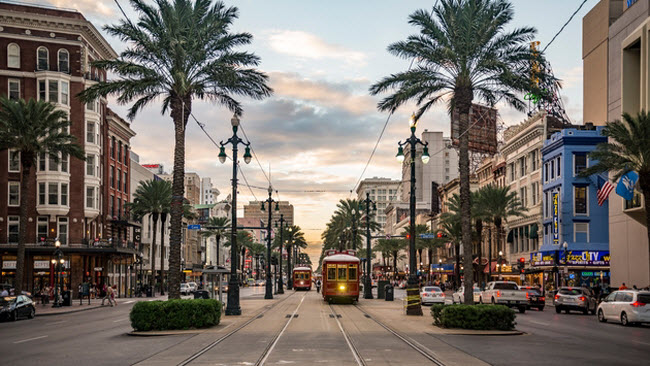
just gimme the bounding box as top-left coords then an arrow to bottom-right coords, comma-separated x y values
34,260 -> 50,269
531,252 -> 555,266
552,192 -> 559,244
2,261 -> 16,269
94,267 -> 103,272
561,251 -> 610,266
581,271 -> 610,277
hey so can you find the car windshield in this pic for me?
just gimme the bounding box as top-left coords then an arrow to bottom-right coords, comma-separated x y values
493,283 -> 518,290
0,296 -> 16,305
423,287 -> 441,292
559,288 -> 582,296
637,294 -> 650,304
473,287 -> 481,292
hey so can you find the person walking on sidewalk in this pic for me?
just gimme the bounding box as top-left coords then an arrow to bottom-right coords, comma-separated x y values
102,284 -> 114,306
111,285 -> 118,307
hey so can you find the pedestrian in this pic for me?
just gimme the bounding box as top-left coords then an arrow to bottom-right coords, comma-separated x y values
619,282 -> 628,290
316,279 -> 321,293
111,285 -> 118,306
0,287 -> 8,297
102,284 -> 113,306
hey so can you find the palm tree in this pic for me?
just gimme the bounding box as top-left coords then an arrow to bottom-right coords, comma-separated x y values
202,216 -> 231,266
375,238 -> 407,281
477,184 -> 526,279
0,97 -> 85,294
224,230 -> 254,279
246,243 -> 266,280
79,0 -> 272,299
128,179 -> 172,292
400,224 -> 431,270
370,0 -> 547,304
580,111 -> 650,284
438,212 -> 463,289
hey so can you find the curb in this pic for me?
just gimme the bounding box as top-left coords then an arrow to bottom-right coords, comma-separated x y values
428,329 -> 525,336
36,304 -> 104,317
127,329 -> 204,337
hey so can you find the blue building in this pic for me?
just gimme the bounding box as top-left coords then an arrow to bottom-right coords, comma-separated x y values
536,126 -> 610,289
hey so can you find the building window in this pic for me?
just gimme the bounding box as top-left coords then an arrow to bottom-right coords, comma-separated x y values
624,190 -> 642,209
123,171 -> 128,192
58,217 -> 68,245
519,156 -> 527,177
574,222 -> 589,243
8,79 -> 20,100
86,154 -> 95,176
38,80 -> 46,101
8,182 -> 20,206
61,183 -> 68,206
38,153 -> 46,171
118,142 -> 123,163
574,186 -> 587,215
86,186 -> 95,209
38,182 -> 46,205
550,160 -> 555,180
7,43 -> 20,68
8,216 -> 19,243
117,169 -> 122,191
48,182 -> 58,205
37,47 -> 49,71
531,182 -> 538,205
530,150 -> 538,171
61,81 -> 69,105
8,149 -> 20,172
87,122 -> 95,143
37,217 -> 48,241
58,49 -> 69,73
519,186 -> 527,207
509,163 -> 515,181
61,153 -> 68,173
574,153 -> 587,176
124,146 -> 129,162
111,137 -> 115,159
110,166 -> 114,188
48,153 -> 58,172
110,195 -> 114,216
48,80 -> 58,103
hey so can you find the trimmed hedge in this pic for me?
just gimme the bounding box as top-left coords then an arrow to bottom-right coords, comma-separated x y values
431,304 -> 515,330
130,299 -> 222,331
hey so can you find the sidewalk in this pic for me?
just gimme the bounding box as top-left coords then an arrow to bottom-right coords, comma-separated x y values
35,294 -> 169,317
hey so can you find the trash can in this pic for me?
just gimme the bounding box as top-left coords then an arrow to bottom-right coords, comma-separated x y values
146,287 -> 153,297
62,290 -> 72,306
194,290 -> 210,299
384,284 -> 394,301
377,280 -> 389,299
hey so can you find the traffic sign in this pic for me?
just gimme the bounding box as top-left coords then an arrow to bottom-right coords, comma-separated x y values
187,224 -> 201,230
419,233 -> 435,239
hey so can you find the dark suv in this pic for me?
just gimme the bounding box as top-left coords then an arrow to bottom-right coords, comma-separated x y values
520,286 -> 545,311
554,287 -> 598,315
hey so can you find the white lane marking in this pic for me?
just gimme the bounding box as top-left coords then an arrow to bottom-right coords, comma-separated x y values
112,318 -> 128,323
528,320 -> 549,326
49,320 -> 66,325
124,300 -> 135,304
633,340 -> 650,346
14,335 -> 48,344
258,293 -> 306,366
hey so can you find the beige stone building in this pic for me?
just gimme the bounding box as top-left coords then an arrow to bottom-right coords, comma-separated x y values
583,0 -> 650,286
243,201 -> 294,227
356,177 -> 401,230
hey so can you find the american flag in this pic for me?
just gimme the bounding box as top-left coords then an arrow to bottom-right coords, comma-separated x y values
597,176 -> 614,206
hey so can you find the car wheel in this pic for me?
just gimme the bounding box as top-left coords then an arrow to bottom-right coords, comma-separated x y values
518,306 -> 526,314
491,297 -> 496,305
538,306 -> 545,312
11,311 -> 17,322
598,309 -> 606,322
582,308 -> 588,315
555,306 -> 561,314
621,312 -> 630,326
28,308 -> 35,319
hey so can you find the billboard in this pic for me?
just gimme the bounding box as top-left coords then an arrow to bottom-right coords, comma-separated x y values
552,192 -> 559,244
451,104 -> 498,154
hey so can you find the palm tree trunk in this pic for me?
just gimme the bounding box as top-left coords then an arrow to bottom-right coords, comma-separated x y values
15,153 -> 34,294
640,176 -> 650,286
167,97 -> 190,300
476,219 -> 483,288
458,97 -> 474,305
159,212 -> 167,295
150,213 -> 158,291
393,251 -> 398,282
428,248 -> 433,284
216,234 -> 220,266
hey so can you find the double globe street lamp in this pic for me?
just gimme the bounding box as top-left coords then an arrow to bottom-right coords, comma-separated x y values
52,239 -> 64,308
274,214 -> 286,294
396,114 -> 430,316
260,186 -> 280,300
362,192 -> 377,299
218,114 -> 253,316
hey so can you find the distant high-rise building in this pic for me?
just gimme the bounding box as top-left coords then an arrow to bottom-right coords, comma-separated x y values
200,177 -> 220,204
356,177 -> 401,230
244,201 -> 294,227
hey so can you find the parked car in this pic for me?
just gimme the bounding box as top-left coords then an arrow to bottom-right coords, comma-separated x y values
0,295 -> 35,321
452,286 -> 481,304
180,283 -> 191,295
420,286 -> 445,305
256,279 -> 266,287
480,281 -> 528,313
554,287 -> 598,314
520,286 -> 546,311
597,290 -> 650,326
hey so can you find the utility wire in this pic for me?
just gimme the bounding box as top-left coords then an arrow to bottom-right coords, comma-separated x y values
542,0 -> 589,53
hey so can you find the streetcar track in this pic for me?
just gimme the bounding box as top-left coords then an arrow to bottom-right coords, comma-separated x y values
256,292 -> 307,366
329,304 -> 367,366
176,292 -> 297,366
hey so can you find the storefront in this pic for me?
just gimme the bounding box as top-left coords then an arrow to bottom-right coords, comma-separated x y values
529,250 -> 610,293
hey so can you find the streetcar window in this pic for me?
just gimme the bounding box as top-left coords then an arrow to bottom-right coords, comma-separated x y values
327,266 -> 336,280
338,265 -> 347,281
348,266 -> 357,281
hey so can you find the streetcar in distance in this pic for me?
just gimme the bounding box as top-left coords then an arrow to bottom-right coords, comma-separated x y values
293,267 -> 312,291
321,249 -> 360,303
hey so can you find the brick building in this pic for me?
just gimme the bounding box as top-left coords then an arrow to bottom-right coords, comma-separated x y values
0,2 -> 137,297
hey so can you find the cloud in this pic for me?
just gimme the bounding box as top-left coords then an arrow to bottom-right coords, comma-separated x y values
556,66 -> 583,90
266,30 -> 367,66
47,0 -> 115,17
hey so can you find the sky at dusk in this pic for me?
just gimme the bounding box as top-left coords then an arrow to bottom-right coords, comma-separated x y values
35,0 -> 592,264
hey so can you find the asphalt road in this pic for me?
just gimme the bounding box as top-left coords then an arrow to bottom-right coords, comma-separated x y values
429,304 -> 650,366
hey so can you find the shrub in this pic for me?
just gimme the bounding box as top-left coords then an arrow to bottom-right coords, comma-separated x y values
431,304 -> 515,330
130,299 -> 222,331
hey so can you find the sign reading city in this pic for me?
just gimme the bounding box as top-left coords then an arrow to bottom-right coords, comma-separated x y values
552,192 -> 559,244
530,251 -> 610,267
187,224 -> 201,230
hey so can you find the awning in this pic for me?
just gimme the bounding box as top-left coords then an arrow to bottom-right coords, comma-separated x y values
529,224 -> 539,239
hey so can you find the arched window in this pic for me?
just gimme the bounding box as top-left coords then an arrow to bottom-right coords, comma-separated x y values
37,47 -> 49,71
7,43 -> 20,68
58,49 -> 69,73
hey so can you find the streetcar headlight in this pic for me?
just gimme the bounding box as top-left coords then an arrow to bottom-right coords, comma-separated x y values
339,285 -> 346,291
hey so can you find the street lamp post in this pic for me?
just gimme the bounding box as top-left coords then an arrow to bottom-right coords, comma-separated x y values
219,114 -> 253,316
562,241 -> 568,286
287,227 -> 294,290
363,192 -> 377,299
396,114 -> 430,316
275,214 -> 285,294
261,186 -> 279,300
498,250 -> 503,280
352,209 -> 358,250
52,239 -> 63,308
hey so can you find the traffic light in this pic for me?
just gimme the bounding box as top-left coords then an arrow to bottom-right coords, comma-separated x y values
518,257 -> 526,273
437,232 -> 443,238
406,234 -> 411,240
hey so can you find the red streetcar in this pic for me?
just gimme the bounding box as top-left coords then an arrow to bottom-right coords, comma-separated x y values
293,267 -> 312,291
321,249 -> 360,303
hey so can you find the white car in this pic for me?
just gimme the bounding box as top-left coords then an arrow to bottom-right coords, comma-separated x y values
420,286 -> 445,305
452,286 -> 481,304
480,281 -> 528,313
180,283 -> 191,295
187,282 -> 198,292
597,290 -> 650,326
